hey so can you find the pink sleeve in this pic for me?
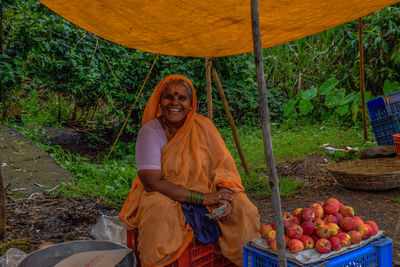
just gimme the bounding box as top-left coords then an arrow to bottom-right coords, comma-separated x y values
135,125 -> 162,171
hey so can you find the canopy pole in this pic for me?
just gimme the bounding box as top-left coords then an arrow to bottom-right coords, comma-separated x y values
250,0 -> 287,265
359,17 -> 368,141
106,54 -> 159,161
205,57 -> 213,120
212,67 -> 251,175
0,166 -> 5,239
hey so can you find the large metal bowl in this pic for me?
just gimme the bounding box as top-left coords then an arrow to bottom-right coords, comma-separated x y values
18,240 -> 136,267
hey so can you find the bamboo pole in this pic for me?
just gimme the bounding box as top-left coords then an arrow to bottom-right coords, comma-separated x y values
0,166 -> 5,239
359,18 -> 368,141
205,57 -> 213,120
250,0 -> 287,265
212,67 -> 251,175
106,54 -> 159,161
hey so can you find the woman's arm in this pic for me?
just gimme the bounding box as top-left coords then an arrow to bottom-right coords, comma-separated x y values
138,169 -> 233,205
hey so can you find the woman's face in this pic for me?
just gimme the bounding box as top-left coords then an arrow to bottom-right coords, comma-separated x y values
160,81 -> 192,127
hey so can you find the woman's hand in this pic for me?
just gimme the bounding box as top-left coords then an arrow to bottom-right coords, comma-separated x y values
203,189 -> 233,206
214,200 -> 232,221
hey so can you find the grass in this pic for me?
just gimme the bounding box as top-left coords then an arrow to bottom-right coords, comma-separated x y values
219,122 -> 375,198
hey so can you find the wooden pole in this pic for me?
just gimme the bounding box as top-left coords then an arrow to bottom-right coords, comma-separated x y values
0,166 -> 5,239
212,67 -> 251,175
0,4 -> 5,122
250,0 -> 287,265
359,17 -> 368,141
205,57 -> 213,120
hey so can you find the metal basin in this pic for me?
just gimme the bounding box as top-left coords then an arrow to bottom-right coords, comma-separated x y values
18,240 -> 136,267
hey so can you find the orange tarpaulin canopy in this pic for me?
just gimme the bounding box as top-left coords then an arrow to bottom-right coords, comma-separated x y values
40,0 -> 398,57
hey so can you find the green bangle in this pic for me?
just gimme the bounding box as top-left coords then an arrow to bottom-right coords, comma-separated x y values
186,190 -> 204,205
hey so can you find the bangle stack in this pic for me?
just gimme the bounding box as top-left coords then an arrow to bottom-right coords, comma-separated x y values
185,190 -> 204,205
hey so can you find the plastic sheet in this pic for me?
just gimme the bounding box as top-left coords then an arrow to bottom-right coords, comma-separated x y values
91,215 -> 127,245
0,248 -> 27,267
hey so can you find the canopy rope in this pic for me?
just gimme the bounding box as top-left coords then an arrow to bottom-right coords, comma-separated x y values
106,54 -> 159,161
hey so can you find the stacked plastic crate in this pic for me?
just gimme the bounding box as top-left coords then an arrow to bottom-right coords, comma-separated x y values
367,91 -> 400,145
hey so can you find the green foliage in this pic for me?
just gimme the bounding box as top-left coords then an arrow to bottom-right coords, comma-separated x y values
283,77 -> 373,122
44,145 -> 137,207
241,172 -> 303,198
383,79 -> 400,94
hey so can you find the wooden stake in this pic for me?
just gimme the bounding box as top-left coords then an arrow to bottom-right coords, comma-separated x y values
359,17 -> 368,141
205,57 -> 213,120
250,0 -> 287,265
212,67 -> 251,175
0,166 -> 5,239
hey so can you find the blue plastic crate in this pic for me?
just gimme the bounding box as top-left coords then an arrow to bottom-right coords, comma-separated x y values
243,237 -> 392,267
383,90 -> 400,115
367,91 -> 400,120
370,114 -> 400,145
367,96 -> 388,120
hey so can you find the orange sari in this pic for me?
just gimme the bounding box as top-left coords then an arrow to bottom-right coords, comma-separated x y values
119,75 -> 260,266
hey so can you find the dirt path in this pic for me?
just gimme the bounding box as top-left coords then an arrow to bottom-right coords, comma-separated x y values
0,125 -> 74,196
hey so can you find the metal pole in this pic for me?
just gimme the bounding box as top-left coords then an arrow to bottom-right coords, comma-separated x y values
212,67 -> 251,175
206,57 -> 213,120
358,17 -> 368,141
250,0 -> 287,265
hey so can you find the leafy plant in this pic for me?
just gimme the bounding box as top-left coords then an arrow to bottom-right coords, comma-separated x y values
283,77 -> 372,122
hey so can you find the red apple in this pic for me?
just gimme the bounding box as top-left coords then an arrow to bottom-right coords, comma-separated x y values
267,230 -> 276,243
339,206 -> 355,217
317,201 -> 324,207
287,224 -> 303,239
300,235 -> 315,249
326,198 -> 341,206
327,223 -> 339,236
340,217 -> 356,232
336,233 -> 351,247
314,218 -> 325,228
309,203 -> 324,219
283,219 -> 291,231
338,202 -> 344,209
294,208 -> 303,220
323,198 -> 340,214
301,208 -> 315,222
288,216 -> 301,226
285,235 -> 290,247
316,225 -> 331,238
352,216 -> 364,228
365,221 -> 379,236
260,224 -> 274,239
358,223 -> 373,239
324,214 -> 338,225
311,232 -> 319,243
282,212 -> 293,220
315,238 -> 332,254
301,221 -> 315,236
348,230 -> 362,244
329,236 -> 342,251
269,239 -> 277,252
271,224 -> 275,230
288,239 -> 304,253
334,212 -> 343,223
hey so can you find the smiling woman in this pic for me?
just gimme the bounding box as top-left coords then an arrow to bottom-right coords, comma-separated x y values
119,75 -> 260,266
159,79 -> 193,139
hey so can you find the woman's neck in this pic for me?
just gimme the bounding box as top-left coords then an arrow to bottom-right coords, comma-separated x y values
159,117 -> 184,139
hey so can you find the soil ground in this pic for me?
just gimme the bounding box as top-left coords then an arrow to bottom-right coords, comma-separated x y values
1,125 -> 400,265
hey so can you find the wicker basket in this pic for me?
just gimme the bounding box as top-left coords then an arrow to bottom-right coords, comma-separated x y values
326,158 -> 400,190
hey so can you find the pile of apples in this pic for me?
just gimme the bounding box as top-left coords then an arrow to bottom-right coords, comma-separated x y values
260,198 -> 379,254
